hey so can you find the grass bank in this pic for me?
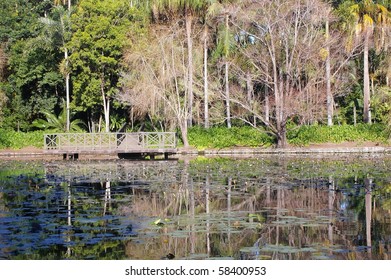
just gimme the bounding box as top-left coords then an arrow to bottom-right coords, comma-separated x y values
0,124 -> 389,150
188,124 -> 389,149
188,126 -> 274,149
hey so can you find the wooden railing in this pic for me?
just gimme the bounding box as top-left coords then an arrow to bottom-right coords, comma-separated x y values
44,132 -> 177,153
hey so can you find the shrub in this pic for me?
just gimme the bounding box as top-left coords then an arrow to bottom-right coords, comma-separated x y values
0,129 -> 44,149
188,126 -> 274,149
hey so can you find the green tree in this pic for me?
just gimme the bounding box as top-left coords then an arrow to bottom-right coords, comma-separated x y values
0,0 -> 65,130
68,0 -> 138,132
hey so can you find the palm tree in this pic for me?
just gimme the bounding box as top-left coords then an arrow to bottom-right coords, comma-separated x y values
223,13 -> 232,128
32,101 -> 85,132
32,110 -> 84,132
208,0 -> 238,128
42,3 -> 72,132
325,19 -> 333,126
349,0 -> 391,123
202,24 -> 210,128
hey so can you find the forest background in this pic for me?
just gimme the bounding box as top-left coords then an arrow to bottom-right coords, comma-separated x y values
1,0 -> 391,149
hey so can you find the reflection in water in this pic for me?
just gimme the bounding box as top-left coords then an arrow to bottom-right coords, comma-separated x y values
365,178 -> 372,259
0,156 -> 390,260
67,185 -> 71,258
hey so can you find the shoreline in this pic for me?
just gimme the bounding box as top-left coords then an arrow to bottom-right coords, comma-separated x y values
1,142 -> 391,160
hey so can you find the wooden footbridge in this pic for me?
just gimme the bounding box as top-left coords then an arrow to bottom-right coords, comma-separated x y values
44,132 -> 177,159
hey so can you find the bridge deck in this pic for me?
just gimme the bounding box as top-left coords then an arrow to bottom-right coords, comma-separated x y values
44,132 -> 177,158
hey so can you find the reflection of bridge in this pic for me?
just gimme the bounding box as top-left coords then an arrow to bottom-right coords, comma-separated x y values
44,161 -> 179,184
44,132 -> 177,159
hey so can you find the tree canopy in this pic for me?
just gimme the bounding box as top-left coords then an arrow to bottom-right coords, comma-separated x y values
1,0 -> 391,147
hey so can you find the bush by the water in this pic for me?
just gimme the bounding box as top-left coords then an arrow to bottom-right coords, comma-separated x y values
0,129 -> 44,149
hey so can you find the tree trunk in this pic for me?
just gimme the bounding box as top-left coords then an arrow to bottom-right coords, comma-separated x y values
264,85 -> 269,126
65,47 -> 70,132
105,99 -> 110,132
185,15 -> 193,128
271,48 -> 286,147
276,122 -> 287,148
101,78 -> 110,132
204,26 -> 209,129
225,14 -> 231,129
363,31 -> 371,124
246,72 -> 257,126
326,20 -> 333,126
246,72 -> 253,103
180,121 -> 189,148
225,60 -> 231,128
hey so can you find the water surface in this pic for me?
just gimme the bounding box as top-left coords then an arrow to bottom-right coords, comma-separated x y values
0,155 -> 390,260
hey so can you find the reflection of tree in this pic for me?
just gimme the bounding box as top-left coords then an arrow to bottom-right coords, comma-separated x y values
120,158 -> 390,260
365,178 -> 372,259
103,181 -> 111,216
205,173 -> 211,256
1,157 -> 390,260
66,184 -> 72,258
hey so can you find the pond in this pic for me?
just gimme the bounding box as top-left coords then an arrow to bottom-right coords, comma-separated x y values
0,154 -> 390,260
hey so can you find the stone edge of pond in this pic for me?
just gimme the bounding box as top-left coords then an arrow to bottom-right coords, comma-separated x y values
178,146 -> 391,155
1,146 -> 391,159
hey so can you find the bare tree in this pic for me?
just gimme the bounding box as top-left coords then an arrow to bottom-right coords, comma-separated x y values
120,23 -> 191,147
234,0 -> 331,147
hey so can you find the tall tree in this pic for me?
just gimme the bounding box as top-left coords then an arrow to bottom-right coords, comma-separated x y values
325,19 -> 333,126
151,0 -> 210,128
41,4 -> 73,131
53,1 -> 72,132
237,0 -> 330,147
68,0 -> 137,132
349,0 -> 391,123
202,24 -> 210,128
208,0 -> 238,128
121,22 -> 191,147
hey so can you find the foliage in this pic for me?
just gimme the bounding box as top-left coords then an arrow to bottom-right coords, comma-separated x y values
188,126 -> 273,149
68,0 -> 144,131
32,102 -> 85,132
287,124 -> 388,146
0,1 -> 64,130
1,0 -> 391,148
0,129 -> 44,149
